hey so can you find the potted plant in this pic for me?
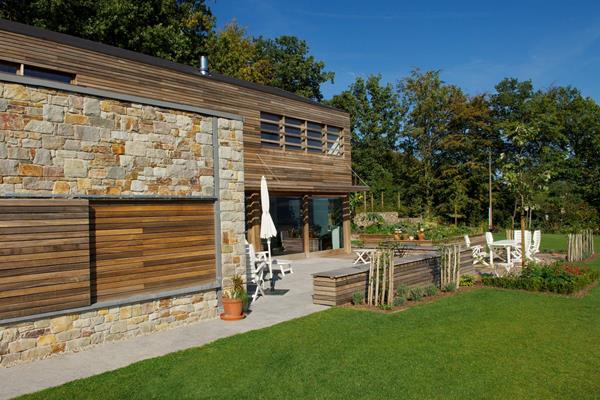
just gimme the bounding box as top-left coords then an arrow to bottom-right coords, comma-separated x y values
220,274 -> 248,321
417,228 -> 426,241
394,228 -> 402,241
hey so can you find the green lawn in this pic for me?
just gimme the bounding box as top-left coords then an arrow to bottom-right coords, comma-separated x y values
22,258 -> 600,400
493,232 -> 600,253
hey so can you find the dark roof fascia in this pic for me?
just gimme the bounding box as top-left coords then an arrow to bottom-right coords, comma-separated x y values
0,19 -> 347,116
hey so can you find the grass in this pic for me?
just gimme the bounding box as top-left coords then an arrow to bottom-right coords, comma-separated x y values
21,258 -> 600,400
493,232 -> 600,253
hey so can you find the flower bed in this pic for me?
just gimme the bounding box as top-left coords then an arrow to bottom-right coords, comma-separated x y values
481,262 -> 600,294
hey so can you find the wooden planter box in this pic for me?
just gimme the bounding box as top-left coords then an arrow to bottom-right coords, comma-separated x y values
313,248 -> 475,306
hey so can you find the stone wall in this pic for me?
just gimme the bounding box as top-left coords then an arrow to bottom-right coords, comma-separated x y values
0,82 -> 246,366
0,82 -> 216,196
0,291 -> 218,366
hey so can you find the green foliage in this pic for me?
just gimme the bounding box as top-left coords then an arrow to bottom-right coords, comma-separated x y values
443,282 -> 458,292
424,285 -> 438,297
481,262 -> 599,294
0,0 -> 215,66
396,284 -> 410,299
377,303 -> 392,311
459,275 -> 476,287
352,291 -> 364,306
393,296 -> 406,307
410,287 -> 424,301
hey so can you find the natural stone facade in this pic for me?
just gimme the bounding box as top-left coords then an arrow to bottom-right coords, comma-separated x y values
0,82 -> 215,196
0,291 -> 217,366
0,82 -> 246,366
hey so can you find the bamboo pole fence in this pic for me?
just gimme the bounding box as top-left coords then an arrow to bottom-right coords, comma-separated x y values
440,244 -> 461,287
567,229 -> 595,262
367,250 -> 395,307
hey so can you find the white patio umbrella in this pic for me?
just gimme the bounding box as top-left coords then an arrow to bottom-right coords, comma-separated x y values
260,176 -> 277,259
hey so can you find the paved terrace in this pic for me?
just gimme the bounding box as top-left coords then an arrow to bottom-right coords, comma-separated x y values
0,255 -> 354,399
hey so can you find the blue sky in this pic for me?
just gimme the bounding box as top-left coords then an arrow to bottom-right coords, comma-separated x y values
211,0 -> 600,101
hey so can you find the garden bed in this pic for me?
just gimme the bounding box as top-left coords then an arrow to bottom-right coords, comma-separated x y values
343,284 -> 478,313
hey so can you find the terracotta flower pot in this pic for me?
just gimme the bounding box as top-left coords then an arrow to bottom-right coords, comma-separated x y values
417,232 -> 425,241
220,298 -> 245,321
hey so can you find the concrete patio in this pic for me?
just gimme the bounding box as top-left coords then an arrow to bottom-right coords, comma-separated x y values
0,255 -> 353,399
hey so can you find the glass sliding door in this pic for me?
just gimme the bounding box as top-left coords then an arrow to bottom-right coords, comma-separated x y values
309,197 -> 344,252
263,196 -> 303,255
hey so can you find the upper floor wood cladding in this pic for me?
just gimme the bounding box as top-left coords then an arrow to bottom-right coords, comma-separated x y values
0,20 -> 353,193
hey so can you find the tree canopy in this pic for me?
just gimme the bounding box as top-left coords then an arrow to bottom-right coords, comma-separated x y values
0,0 -> 215,66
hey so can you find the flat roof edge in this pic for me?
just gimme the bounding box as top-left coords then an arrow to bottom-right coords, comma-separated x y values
0,19 -> 349,116
0,73 -> 243,121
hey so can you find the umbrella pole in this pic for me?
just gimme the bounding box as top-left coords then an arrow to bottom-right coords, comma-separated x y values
267,238 -> 273,279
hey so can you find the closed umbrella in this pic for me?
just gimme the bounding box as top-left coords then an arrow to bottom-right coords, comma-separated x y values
260,176 -> 277,260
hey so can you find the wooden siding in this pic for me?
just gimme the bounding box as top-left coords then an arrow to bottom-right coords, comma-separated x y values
90,201 -> 216,302
313,249 -> 474,306
0,199 -> 91,320
0,25 -> 352,193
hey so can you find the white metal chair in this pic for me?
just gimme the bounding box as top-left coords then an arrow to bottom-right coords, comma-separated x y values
464,234 -> 488,266
246,240 -> 267,302
529,230 -> 541,262
512,231 -> 532,264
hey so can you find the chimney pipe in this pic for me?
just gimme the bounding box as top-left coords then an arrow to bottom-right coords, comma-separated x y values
199,55 -> 209,75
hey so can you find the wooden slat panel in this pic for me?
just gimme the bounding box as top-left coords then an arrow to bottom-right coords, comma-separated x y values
90,201 -> 216,302
0,199 -> 91,320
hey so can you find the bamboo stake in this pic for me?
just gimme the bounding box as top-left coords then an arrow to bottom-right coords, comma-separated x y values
380,255 -> 387,305
388,253 -> 394,306
368,258 -> 373,305
374,252 -> 380,306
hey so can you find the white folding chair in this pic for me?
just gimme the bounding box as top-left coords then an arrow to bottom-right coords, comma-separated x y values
512,231 -> 532,264
464,235 -> 488,266
246,240 -> 267,302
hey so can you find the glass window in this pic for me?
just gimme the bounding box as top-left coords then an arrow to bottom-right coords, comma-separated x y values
309,197 -> 344,251
0,60 -> 18,74
25,66 -> 74,83
263,196 -> 304,255
260,112 -> 282,146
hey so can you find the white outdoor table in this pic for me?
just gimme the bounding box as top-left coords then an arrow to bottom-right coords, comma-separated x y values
489,239 -> 517,275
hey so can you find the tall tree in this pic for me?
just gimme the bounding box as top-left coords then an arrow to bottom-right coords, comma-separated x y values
328,75 -> 410,211
254,35 -> 334,101
205,21 -> 334,101
204,21 -> 273,84
0,0 -> 215,66
398,69 -> 465,218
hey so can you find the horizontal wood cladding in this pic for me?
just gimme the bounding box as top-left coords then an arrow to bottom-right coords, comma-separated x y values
0,199 -> 91,320
0,28 -> 352,192
90,201 -> 216,302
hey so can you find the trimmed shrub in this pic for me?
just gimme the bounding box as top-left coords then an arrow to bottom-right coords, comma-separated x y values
352,291 -> 364,305
410,287 -> 424,301
393,296 -> 406,307
396,284 -> 409,298
481,262 -> 599,294
424,284 -> 438,297
443,282 -> 458,292
460,274 -> 476,287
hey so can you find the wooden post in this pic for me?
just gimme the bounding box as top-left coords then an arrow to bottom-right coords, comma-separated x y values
363,193 -> 367,214
370,193 -> 374,212
246,192 -> 262,251
342,195 -> 352,254
381,192 -> 384,210
302,195 -> 310,257
397,192 -> 400,209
